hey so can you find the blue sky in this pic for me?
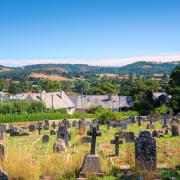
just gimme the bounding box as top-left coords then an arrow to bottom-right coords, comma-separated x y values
0,0 -> 180,66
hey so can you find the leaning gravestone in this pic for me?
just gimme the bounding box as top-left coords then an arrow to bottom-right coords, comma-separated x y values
53,139 -> 67,153
0,171 -> 8,180
42,135 -> 49,143
125,132 -> 135,143
135,130 -> 157,170
29,124 -> 35,132
79,125 -> 103,177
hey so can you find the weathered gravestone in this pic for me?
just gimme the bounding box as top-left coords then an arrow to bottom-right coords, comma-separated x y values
50,129 -> 56,135
63,119 -> 71,129
79,125 -> 103,177
162,113 -> 168,128
29,124 -> 35,132
9,126 -> 19,136
78,119 -> 86,134
53,139 -> 67,153
115,131 -> 126,139
171,121 -> 180,136
130,116 -> 136,123
42,135 -> 49,143
137,116 -> 141,126
107,121 -> 110,130
37,121 -> 43,135
111,134 -> 123,156
0,171 -> 8,180
57,124 -> 70,146
125,132 -> 135,143
135,130 -> 157,170
51,121 -> 57,129
120,122 -> 127,130
72,121 -> 77,128
152,130 -> 164,138
44,120 -> 49,130
146,112 -> 155,129
0,124 -> 4,140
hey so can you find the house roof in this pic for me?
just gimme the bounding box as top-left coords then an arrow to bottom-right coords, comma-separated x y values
69,95 -> 132,109
11,91 -> 75,109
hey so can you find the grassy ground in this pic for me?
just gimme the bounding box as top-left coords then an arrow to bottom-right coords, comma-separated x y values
1,120 -> 180,180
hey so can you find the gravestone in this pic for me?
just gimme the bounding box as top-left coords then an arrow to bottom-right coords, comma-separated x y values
72,121 -> 77,127
9,126 -> 19,136
130,116 -> 136,123
37,121 -> 43,135
63,119 -> 71,129
171,118 -> 180,136
0,124 -> 4,140
169,108 -> 174,117
51,121 -> 57,129
0,171 -> 8,180
115,131 -> 126,138
0,144 -> 5,161
146,112 -> 155,129
57,124 -> 70,146
44,120 -> 49,130
125,132 -> 135,143
78,119 -> 86,134
137,116 -> 141,126
42,135 -> 49,143
79,125 -> 103,177
162,113 -> 168,128
135,130 -> 157,170
53,139 -> 67,153
111,134 -> 123,156
29,124 -> 35,132
50,129 -> 56,135
120,122 -> 127,129
152,130 -> 164,138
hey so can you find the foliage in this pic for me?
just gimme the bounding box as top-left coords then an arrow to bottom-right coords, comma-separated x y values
154,104 -> 169,114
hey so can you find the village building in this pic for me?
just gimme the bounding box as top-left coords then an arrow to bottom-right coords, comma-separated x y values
69,95 -> 133,112
0,92 -> 9,103
10,91 -> 75,114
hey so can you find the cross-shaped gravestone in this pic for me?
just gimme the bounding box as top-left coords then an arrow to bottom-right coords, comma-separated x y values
87,125 -> 101,155
111,134 -> 123,156
37,121 -> 43,135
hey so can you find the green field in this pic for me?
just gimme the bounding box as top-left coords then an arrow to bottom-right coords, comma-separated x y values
1,120 -> 180,180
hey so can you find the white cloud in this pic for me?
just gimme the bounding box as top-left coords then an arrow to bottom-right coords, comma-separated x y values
0,53 -> 180,67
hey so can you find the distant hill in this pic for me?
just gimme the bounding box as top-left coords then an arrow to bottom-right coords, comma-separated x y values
0,61 -> 179,80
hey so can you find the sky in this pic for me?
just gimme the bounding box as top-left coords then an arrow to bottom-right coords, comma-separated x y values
0,0 -> 180,67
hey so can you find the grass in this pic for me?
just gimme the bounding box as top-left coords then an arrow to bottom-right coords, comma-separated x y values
0,120 -> 180,179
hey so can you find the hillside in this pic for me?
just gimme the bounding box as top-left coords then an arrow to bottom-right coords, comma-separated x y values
0,61 -> 179,80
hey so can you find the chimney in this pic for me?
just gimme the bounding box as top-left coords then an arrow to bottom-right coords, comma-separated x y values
40,91 -> 46,100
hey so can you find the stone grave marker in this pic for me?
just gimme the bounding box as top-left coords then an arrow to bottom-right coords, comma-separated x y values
50,129 -> 56,135
171,118 -> 180,136
135,130 -> 157,170
137,115 -> 141,126
37,121 -> 43,135
42,135 -> 49,143
51,121 -> 57,129
78,119 -> 86,134
0,124 -> 4,140
72,121 -> 77,127
115,131 -> 126,139
107,121 -> 110,130
130,116 -> 136,123
29,124 -> 35,132
80,136 -> 92,143
146,112 -> 155,129
0,171 -> 8,180
57,124 -> 70,146
120,122 -> 127,130
79,125 -> 103,177
125,132 -> 135,143
44,120 -> 49,130
152,130 -> 164,138
111,134 -> 123,156
53,139 -> 67,153
9,126 -> 19,136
